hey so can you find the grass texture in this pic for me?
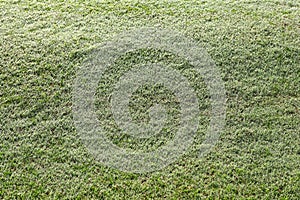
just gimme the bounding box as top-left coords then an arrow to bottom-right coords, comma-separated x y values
1,0 -> 300,199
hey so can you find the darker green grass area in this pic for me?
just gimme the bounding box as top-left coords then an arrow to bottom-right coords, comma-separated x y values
0,0 -> 299,199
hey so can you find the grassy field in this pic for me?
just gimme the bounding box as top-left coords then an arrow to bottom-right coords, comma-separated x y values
1,0 -> 300,199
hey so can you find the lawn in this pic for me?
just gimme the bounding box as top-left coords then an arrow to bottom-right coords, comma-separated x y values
0,0 -> 299,199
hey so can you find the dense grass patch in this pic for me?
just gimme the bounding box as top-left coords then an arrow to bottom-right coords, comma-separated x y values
1,0 -> 299,198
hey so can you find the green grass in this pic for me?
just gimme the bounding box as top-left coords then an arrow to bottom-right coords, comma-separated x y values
1,0 -> 300,199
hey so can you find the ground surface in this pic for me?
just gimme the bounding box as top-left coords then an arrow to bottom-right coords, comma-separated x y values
1,0 -> 300,199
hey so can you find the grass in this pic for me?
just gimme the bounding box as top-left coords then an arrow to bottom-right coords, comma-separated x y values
1,0 -> 299,199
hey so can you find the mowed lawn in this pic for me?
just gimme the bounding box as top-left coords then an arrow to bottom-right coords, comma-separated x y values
1,0 -> 299,199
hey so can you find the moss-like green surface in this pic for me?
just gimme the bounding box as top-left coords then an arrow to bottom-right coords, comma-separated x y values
1,0 -> 299,199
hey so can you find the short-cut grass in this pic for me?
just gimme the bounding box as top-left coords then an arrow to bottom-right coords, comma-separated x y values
1,0 -> 299,199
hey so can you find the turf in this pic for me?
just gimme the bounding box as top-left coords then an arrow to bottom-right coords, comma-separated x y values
1,0 -> 300,199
